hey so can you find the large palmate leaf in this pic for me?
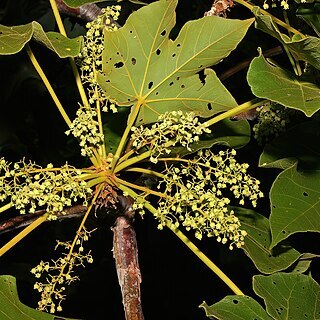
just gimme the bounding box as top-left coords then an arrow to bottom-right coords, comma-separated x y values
247,52 -> 320,117
253,273 -> 320,320
0,275 -> 77,319
259,121 -> 320,170
270,162 -> 320,248
200,296 -> 273,320
252,6 -> 320,70
0,21 -> 82,57
97,0 -> 253,124
234,207 -> 307,274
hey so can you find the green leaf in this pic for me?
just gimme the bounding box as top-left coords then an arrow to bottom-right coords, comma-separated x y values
270,162 -> 320,248
166,118 -> 250,158
97,0 -> 253,124
200,296 -> 273,320
252,6 -> 320,70
0,21 -> 82,57
296,3 -> 320,37
287,253 -> 320,273
259,121 -> 320,170
247,51 -> 320,117
0,275 -> 77,319
62,0 -> 102,7
234,207 -> 303,274
253,273 -> 320,320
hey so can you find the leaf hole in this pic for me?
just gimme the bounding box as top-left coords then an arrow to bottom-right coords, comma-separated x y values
114,62 -> 124,68
273,281 -> 277,285
177,43 -> 181,47
198,64 -> 203,68
156,49 -> 161,55
116,52 -> 120,55
160,30 -> 166,36
303,192 -> 308,197
148,81 -> 153,89
272,205 -> 276,209
169,81 -> 174,86
172,53 -> 176,58
207,103 -> 212,110
282,230 -> 286,234
129,30 -> 133,34
155,92 -> 159,95
181,84 -> 185,88
232,299 -> 238,304
131,58 -> 136,65
106,80 -> 110,83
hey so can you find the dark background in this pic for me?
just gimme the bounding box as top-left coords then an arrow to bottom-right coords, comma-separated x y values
0,1 -> 319,319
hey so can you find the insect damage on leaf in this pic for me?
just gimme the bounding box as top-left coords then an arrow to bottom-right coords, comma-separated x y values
97,0 -> 254,124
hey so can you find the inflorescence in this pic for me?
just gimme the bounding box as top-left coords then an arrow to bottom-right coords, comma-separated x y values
155,149 -> 263,249
31,227 -> 94,313
131,111 -> 211,163
0,158 -> 91,219
262,0 -> 305,10
65,106 -> 104,157
253,102 -> 290,145
79,6 -> 121,113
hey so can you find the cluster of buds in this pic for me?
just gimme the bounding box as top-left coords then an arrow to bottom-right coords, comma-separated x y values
65,106 -> 104,157
253,103 -> 290,145
31,228 -> 94,313
155,149 -> 263,249
79,6 -> 121,113
262,0 -> 305,10
131,111 -> 211,163
0,158 -> 91,219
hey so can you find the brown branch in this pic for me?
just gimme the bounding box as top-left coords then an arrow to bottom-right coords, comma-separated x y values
219,46 -> 283,81
55,0 -> 102,22
0,205 -> 87,235
112,213 -> 144,320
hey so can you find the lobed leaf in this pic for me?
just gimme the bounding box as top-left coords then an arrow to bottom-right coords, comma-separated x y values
234,207 -> 308,274
270,162 -> 320,248
0,275 -> 77,319
247,51 -> 320,117
253,273 -> 320,320
252,6 -> 320,70
200,296 -> 273,320
0,21 -> 82,57
97,0 -> 254,124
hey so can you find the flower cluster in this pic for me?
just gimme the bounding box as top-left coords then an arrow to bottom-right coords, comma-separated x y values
262,0 -> 305,10
79,6 -> 121,113
31,227 -> 94,313
253,103 -> 290,145
0,158 -> 92,219
155,149 -> 263,249
131,111 -> 211,163
65,106 -> 104,157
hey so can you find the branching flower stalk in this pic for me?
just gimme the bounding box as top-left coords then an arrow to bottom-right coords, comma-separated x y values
118,185 -> 244,296
31,185 -> 102,313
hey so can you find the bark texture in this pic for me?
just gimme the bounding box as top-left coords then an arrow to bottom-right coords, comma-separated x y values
113,216 -> 144,320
